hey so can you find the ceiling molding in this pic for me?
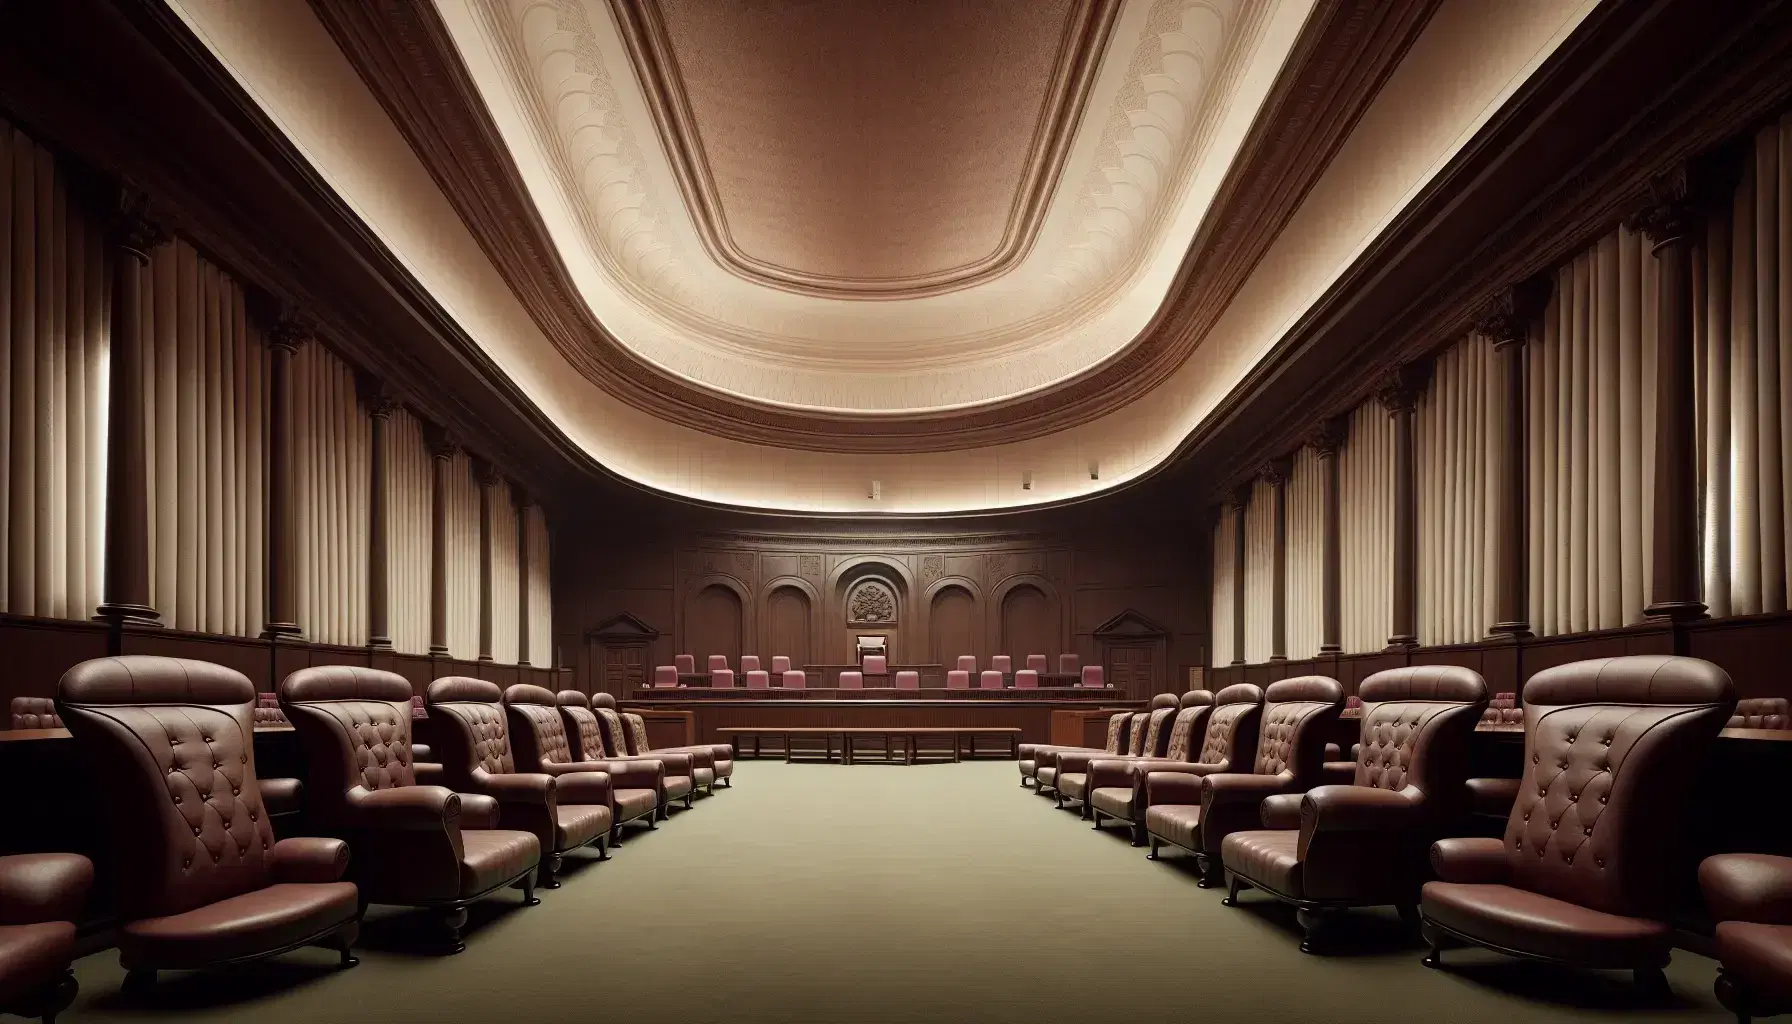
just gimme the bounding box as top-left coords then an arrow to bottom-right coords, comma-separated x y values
608,0 -> 1121,301
309,0 -> 1439,453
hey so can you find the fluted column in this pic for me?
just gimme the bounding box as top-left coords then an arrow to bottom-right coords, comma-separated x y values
423,424 -> 459,657
1632,166 -> 1709,621
1266,458 -> 1292,661
1311,418 -> 1346,654
1479,281 -> 1549,638
95,188 -> 166,633
1229,484 -> 1249,666
474,459 -> 499,662
260,314 -> 307,640
516,489 -> 532,666
359,375 -> 399,651
1380,361 -> 1430,649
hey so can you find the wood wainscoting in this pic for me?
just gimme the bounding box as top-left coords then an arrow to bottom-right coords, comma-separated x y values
621,697 -> 1147,749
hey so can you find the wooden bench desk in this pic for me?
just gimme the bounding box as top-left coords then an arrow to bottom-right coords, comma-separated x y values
717,726 -> 1022,764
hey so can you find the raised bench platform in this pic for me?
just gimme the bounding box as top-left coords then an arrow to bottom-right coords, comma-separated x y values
717,726 -> 1022,764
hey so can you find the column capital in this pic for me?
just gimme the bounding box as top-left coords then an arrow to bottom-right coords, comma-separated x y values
1475,277 -> 1552,350
1626,149 -> 1743,250
1227,483 -> 1253,512
354,370 -> 403,419
1308,415 -> 1348,459
1261,455 -> 1295,487
264,311 -> 314,355
1376,360 -> 1432,415
421,421 -> 461,461
510,482 -> 534,510
103,185 -> 169,265
472,457 -> 503,488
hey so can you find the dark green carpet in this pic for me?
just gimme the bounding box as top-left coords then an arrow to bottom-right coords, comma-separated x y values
62,760 -> 1729,1022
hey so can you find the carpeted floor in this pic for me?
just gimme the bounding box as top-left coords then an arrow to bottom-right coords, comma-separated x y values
61,759 -> 1730,1022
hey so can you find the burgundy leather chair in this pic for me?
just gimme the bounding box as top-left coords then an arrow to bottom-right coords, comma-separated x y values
1145,680 -> 1344,886
1055,696 -> 1178,812
1015,670 -> 1039,688
1220,666 -> 1488,951
425,678 -> 612,889
838,671 -> 863,689
675,655 -> 696,675
8,698 -> 59,731
1084,691 -> 1218,844
706,655 -> 729,674
1419,655 -> 1735,998
557,691 -> 713,797
782,670 -> 807,690
862,656 -> 888,679
1026,713 -> 1131,794
979,671 -> 1004,690
1702,853 -> 1792,1022
1026,655 -> 1049,673
57,656 -> 359,993
1729,697 -> 1791,730
587,693 -> 733,790
0,853 -> 91,1022
652,666 -> 678,688
771,656 -> 791,675
710,669 -> 736,689
946,671 -> 971,689
740,656 -> 761,674
745,670 -> 772,689
1058,654 -> 1079,675
956,656 -> 977,675
1080,666 -> 1106,687
280,667 -> 541,953
991,656 -> 1013,675
895,671 -> 920,690
504,684 -> 667,834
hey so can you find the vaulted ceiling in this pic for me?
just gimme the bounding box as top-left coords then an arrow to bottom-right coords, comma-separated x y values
164,0 -> 1603,512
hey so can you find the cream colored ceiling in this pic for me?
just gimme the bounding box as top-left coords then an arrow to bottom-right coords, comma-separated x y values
167,0 -> 1595,513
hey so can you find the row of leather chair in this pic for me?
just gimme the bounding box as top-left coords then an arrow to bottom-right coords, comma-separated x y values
1020,655 -> 1792,1014
0,655 -> 738,1018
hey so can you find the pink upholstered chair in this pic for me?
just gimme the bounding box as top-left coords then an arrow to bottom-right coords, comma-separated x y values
745,670 -> 770,689
1059,653 -> 1080,675
740,655 -> 761,674
1015,670 -> 1039,688
675,655 -> 695,675
1026,655 -> 1048,673
839,671 -> 863,689
863,655 -> 888,677
991,656 -> 1013,674
707,655 -> 730,674
957,656 -> 977,674
783,670 -> 807,689
771,656 -> 792,674
980,670 -> 1005,690
1081,665 -> 1105,687
896,671 -> 920,690
653,665 -> 677,687
711,669 -> 736,688
947,670 -> 971,689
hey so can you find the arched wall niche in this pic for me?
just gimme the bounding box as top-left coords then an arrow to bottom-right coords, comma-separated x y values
991,573 -> 1064,662
759,576 -> 820,666
927,581 -> 980,667
682,574 -> 750,669
827,557 -> 915,662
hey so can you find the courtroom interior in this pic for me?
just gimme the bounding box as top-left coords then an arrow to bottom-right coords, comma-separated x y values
1,0 -> 1791,1021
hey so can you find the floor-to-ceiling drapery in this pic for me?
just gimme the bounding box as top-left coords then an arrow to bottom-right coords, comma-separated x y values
443,451 -> 479,659
1285,445 -> 1323,658
386,406 -> 432,655
1209,506 -> 1236,666
294,340 -> 368,646
1340,399 -> 1393,653
1417,333 -> 1495,645
489,484 -> 519,663
525,504 -> 553,665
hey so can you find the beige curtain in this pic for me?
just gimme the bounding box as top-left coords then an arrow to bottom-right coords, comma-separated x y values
143,238 -> 266,636
525,504 -> 553,665
1528,227 -> 1657,636
385,407 -> 432,655
1241,477 -> 1274,663
443,451 -> 479,659
0,118 -> 108,621
1416,333 -> 1495,645
489,483 -> 520,664
294,340 -> 369,646
1210,508 -> 1235,665
1286,445 -> 1323,657
1699,115 -> 1792,617
1340,398 -> 1392,652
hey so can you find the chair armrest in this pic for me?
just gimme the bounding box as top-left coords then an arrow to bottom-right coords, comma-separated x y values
1301,785 -> 1420,834
1260,793 -> 1304,830
1701,854 -> 1792,924
346,785 -> 458,830
458,793 -> 501,830
1321,762 -> 1357,787
642,751 -> 695,775
260,777 -> 303,817
268,837 -> 350,884
411,743 -> 433,762
1088,758 -> 1141,792
587,760 -> 665,793
0,853 -> 93,925
552,770 -> 613,807
1431,837 -> 1510,885
1200,773 -> 1297,845
413,761 -> 445,785
1143,770 -> 1211,808
469,771 -> 556,806
1055,750 -> 1108,775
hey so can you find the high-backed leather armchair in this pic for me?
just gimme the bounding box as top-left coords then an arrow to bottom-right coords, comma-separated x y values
1219,666 -> 1488,951
1084,691 -> 1218,845
56,656 -> 360,994
425,678 -> 613,889
9,697 -> 60,731
504,685 -> 666,833
589,693 -> 734,790
556,691 -> 714,796
1054,695 -> 1179,813
1419,655 -> 1734,998
1140,684 -> 1266,871
279,667 -> 543,953
1702,853 -> 1792,1022
1029,713 -> 1130,795
0,852 -> 91,1022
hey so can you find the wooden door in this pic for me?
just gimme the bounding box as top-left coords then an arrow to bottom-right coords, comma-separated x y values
1107,644 -> 1158,697
602,645 -> 647,692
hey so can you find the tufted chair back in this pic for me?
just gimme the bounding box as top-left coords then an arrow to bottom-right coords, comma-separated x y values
57,656 -> 278,921
1502,655 -> 1733,920
1126,712 -> 1152,755
593,705 -> 631,756
1163,691 -> 1215,761
10,696 -> 60,729
1350,666 -> 1488,817
1728,696 -> 1790,730
1198,684 -> 1265,769
425,677 -> 517,785
1480,691 -> 1523,727
555,691 -> 611,760
503,684 -> 579,769
280,666 -> 420,827
623,713 -> 653,755
1103,713 -> 1129,753
1250,677 -> 1344,784
1141,707 -> 1179,756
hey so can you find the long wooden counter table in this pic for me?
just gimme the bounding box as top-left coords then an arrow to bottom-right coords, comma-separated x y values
622,696 -> 1144,749
717,726 -> 1023,764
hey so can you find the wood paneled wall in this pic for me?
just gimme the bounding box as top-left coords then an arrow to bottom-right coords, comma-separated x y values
555,502 -> 1208,700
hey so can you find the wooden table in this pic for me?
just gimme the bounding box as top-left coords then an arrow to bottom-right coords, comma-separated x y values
717,726 -> 1022,764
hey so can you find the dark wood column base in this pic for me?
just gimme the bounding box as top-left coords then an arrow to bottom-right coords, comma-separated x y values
428,644 -> 450,657
367,639 -> 395,652
1486,623 -> 1533,639
260,622 -> 304,640
1645,601 -> 1709,622
1383,636 -> 1419,651
1318,643 -> 1342,654
94,604 -> 161,627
